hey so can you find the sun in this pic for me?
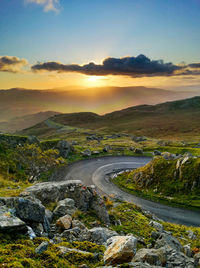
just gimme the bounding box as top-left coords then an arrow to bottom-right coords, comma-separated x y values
86,75 -> 106,87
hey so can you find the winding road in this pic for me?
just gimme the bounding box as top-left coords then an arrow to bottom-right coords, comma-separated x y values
64,156 -> 200,227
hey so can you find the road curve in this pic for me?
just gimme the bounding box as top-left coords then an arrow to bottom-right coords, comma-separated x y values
64,156 -> 200,227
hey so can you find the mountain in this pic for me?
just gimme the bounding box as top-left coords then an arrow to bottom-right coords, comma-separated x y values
0,111 -> 60,133
0,86 -> 198,122
20,96 -> 200,139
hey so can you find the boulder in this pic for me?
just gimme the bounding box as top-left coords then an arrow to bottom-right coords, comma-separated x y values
103,145 -> 111,153
89,227 -> 118,245
161,152 -> 176,160
131,136 -> 147,142
104,235 -> 137,265
56,214 -> 72,230
72,220 -> 86,230
132,247 -> 167,266
56,140 -> 73,158
22,180 -> 110,225
53,198 -> 76,218
154,233 -> 183,252
154,150 -> 161,156
81,149 -> 91,157
0,206 -> 27,232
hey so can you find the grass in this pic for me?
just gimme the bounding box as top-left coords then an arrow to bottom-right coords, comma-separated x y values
112,156 -> 200,210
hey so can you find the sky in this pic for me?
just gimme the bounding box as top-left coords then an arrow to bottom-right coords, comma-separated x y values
0,0 -> 200,90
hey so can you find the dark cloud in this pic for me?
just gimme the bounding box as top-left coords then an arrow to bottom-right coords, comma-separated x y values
32,54 -> 183,77
0,56 -> 28,73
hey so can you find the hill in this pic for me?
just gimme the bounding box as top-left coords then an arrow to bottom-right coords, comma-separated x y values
21,96 -> 200,140
0,86 -> 197,122
0,111 -> 60,133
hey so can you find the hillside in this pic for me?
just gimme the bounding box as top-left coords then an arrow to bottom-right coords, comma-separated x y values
0,111 -> 60,133
21,96 -> 200,139
0,86 -> 197,122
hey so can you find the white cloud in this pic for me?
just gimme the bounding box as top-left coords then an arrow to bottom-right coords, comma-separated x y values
26,0 -> 60,13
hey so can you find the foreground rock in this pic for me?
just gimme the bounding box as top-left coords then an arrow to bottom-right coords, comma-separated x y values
0,206 -> 27,232
22,180 -> 110,225
56,214 -> 72,230
104,236 -> 137,265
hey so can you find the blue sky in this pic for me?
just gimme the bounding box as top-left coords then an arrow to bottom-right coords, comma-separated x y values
0,0 -> 200,89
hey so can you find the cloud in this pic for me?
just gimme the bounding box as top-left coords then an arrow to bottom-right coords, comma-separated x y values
32,54 -> 200,78
26,0 -> 60,13
0,56 -> 28,73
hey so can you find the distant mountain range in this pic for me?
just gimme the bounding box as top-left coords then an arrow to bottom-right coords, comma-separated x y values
21,96 -> 200,139
0,86 -> 198,123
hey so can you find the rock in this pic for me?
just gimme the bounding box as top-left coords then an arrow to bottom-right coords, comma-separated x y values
154,150 -> 161,156
45,209 -> 53,223
194,252 -> 200,267
81,149 -> 91,157
187,230 -> 196,240
149,221 -> 164,232
132,247 -> 167,266
104,235 -> 137,265
129,263 -> 162,268
35,241 -> 49,254
58,246 -> 95,257
161,152 -> 176,160
103,145 -> 111,153
89,227 -> 118,245
129,147 -> 135,151
92,150 -> 100,155
53,198 -> 76,218
72,220 -> 86,229
131,136 -> 147,142
134,148 -> 143,154
27,135 -> 40,144
0,206 -> 27,232
56,214 -> 72,230
183,244 -> 192,257
154,233 -> 183,252
23,180 -> 110,225
56,140 -> 73,158
166,249 -> 195,267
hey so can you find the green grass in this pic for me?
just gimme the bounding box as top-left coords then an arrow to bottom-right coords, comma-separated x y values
113,156 -> 200,210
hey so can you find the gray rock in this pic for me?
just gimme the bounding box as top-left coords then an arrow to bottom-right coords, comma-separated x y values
72,220 -> 86,229
149,221 -> 164,232
134,148 -> 143,154
183,244 -> 192,257
0,206 -> 27,232
53,198 -> 76,218
23,180 -> 110,225
154,233 -> 183,252
132,247 -> 167,266
35,241 -> 49,254
81,149 -> 91,157
103,145 -> 111,153
89,227 -> 118,245
194,252 -> 200,267
132,136 -> 147,142
154,150 -> 161,156
56,140 -> 73,158
187,230 -> 196,240
45,209 -> 53,223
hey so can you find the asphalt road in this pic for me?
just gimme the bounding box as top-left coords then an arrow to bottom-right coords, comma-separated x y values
64,156 -> 200,227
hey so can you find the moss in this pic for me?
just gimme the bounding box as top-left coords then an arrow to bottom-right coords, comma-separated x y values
113,156 -> 200,209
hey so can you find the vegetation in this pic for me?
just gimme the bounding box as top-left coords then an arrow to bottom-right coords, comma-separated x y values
113,156 -> 200,209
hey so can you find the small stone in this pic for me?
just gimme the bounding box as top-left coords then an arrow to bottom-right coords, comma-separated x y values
56,214 -> 72,230
35,241 -> 49,254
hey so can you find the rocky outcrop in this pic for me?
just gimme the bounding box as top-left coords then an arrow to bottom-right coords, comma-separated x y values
22,180 -> 110,225
104,235 -> 137,265
53,198 -> 76,218
56,140 -> 73,158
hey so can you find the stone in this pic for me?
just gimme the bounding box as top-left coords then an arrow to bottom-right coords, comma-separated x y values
89,227 -> 118,245
134,148 -> 143,154
45,209 -> 53,223
194,252 -> 200,267
187,230 -> 196,240
53,198 -> 76,218
81,149 -> 91,157
56,214 -> 72,230
132,247 -> 167,266
23,180 -> 110,225
154,150 -> 161,156
103,145 -> 111,153
149,221 -> 164,232
183,244 -> 192,257
154,233 -> 183,252
161,152 -> 176,160
104,235 -> 137,265
0,206 -> 27,232
56,140 -> 73,158
35,241 -> 49,254
131,136 -> 147,142
72,220 -> 86,229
